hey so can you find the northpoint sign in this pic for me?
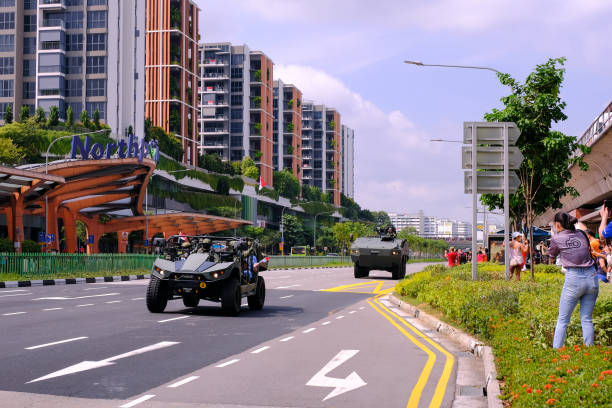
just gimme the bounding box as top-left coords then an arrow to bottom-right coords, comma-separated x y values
70,135 -> 159,163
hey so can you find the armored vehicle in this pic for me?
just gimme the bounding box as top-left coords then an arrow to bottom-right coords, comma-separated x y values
146,235 -> 268,316
350,228 -> 409,279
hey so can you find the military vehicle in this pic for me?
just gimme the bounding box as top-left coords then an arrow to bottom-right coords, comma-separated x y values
146,235 -> 268,316
350,227 -> 409,279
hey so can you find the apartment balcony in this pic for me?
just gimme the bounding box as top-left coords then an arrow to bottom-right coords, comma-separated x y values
200,86 -> 226,93
202,101 -> 228,108
302,155 -> 313,160
200,142 -> 228,149
302,125 -> 313,130
41,19 -> 65,29
302,174 -> 313,180
39,41 -> 64,52
38,89 -> 63,97
201,128 -> 229,135
199,115 -> 228,121
201,59 -> 228,66
39,0 -> 66,10
202,72 -> 229,80
38,65 -> 65,74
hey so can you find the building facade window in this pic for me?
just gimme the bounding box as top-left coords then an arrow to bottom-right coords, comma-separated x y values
88,0 -> 107,5
0,34 -> 13,52
0,102 -> 11,119
0,56 -> 13,75
86,33 -> 106,51
66,0 -> 83,5
86,56 -> 106,74
87,11 -> 107,29
65,11 -> 83,29
230,95 -> 242,106
66,56 -> 82,74
24,15 -> 36,32
230,81 -> 242,92
66,79 -> 82,97
67,102 -> 82,115
23,37 -> 35,54
23,59 -> 35,77
0,12 -> 14,30
66,34 -> 83,51
230,122 -> 242,133
0,0 -> 15,7
23,82 -> 35,100
0,79 -> 13,97
86,78 -> 105,96
86,102 -> 105,119
230,109 -> 242,119
230,68 -> 242,79
24,0 -> 36,8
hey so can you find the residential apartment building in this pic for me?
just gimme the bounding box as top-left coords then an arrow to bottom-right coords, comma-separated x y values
341,124 -> 354,198
146,0 -> 199,166
198,42 -> 275,186
301,101 -> 341,205
389,211 -> 437,237
0,0 -> 145,138
272,79 -> 302,182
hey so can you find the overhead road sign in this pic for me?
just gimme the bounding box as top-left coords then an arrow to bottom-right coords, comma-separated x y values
463,122 -> 521,145
461,146 -> 524,170
464,171 -> 521,194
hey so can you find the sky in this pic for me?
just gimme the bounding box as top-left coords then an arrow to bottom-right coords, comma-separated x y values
196,0 -> 612,224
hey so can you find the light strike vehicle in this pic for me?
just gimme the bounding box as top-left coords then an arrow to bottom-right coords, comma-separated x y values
146,235 -> 268,316
350,228 -> 409,279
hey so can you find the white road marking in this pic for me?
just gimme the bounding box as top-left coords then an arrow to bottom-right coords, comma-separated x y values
279,295 -> 294,299
43,308 -> 63,311
349,311 -> 357,314
157,316 -> 189,323
32,293 -> 120,301
306,349 -> 367,401
215,359 -> 239,368
0,289 -> 28,293
167,375 -> 199,388
359,307 -> 365,310
105,300 -> 122,304
131,297 -> 145,300
3,311 -> 26,316
0,293 -> 31,298
76,303 -> 94,307
251,346 -> 270,354
303,328 -> 316,334
336,315 -> 345,319
119,394 -> 156,408
83,287 -> 107,291
275,284 -> 302,289
280,336 -> 294,342
25,337 -> 88,350
322,321 -> 331,326
27,341 -> 180,383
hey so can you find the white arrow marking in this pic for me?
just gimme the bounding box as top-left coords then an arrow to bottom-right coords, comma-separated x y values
306,349 -> 366,401
26,341 -> 179,383
32,293 -> 120,300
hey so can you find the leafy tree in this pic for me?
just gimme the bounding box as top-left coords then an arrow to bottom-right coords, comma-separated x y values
93,109 -> 101,129
65,105 -> 74,127
331,221 -> 375,252
244,165 -> 259,180
282,214 -> 307,249
34,107 -> 46,125
231,161 -> 242,175
273,169 -> 299,200
480,58 -> 589,280
0,138 -> 24,165
47,105 -> 59,127
241,156 -> 256,174
4,104 -> 12,123
80,110 -> 90,127
19,105 -> 30,122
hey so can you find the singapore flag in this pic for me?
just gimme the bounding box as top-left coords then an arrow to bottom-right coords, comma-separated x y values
259,176 -> 266,190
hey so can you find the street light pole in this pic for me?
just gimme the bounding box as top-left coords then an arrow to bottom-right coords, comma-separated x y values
404,60 -> 502,74
313,210 -> 334,252
45,129 -> 108,252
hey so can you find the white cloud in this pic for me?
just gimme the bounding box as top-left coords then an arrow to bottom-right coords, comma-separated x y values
275,64 -> 472,219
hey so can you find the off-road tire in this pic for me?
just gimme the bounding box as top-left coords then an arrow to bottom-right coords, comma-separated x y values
362,267 -> 369,278
182,293 -> 199,308
392,264 -> 400,280
354,263 -> 369,279
247,276 -> 266,311
221,278 -> 241,316
146,276 -> 168,313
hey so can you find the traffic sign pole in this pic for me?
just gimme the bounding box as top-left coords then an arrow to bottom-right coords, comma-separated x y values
504,123 -> 510,280
471,123 -> 477,281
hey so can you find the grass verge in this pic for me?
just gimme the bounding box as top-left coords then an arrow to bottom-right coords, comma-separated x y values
0,268 -> 151,281
395,263 -> 612,407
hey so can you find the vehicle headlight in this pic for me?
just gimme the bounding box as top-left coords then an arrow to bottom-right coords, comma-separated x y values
350,249 -> 359,255
204,270 -> 225,280
153,266 -> 166,276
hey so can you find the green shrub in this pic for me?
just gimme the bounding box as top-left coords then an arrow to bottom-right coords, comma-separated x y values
0,238 -> 14,252
215,176 -> 230,195
21,240 -> 41,253
395,263 -> 612,407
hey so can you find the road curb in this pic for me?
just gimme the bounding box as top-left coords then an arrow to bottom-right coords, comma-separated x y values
269,265 -> 350,271
0,274 -> 150,288
388,294 -> 503,408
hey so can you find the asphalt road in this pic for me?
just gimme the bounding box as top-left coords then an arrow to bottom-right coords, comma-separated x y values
0,263 -> 466,408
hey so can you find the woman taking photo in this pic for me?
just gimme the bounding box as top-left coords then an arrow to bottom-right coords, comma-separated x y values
548,212 -> 598,349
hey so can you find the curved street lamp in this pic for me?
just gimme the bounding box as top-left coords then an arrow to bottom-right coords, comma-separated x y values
313,210 -> 335,251
404,60 -> 502,74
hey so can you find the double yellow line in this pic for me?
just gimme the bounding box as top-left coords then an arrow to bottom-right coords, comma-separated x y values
367,291 -> 455,408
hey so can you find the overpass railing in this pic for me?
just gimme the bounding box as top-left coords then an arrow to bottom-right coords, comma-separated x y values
576,100 -> 612,151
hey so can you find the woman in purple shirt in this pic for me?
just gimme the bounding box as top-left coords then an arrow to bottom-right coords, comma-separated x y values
548,212 -> 598,349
